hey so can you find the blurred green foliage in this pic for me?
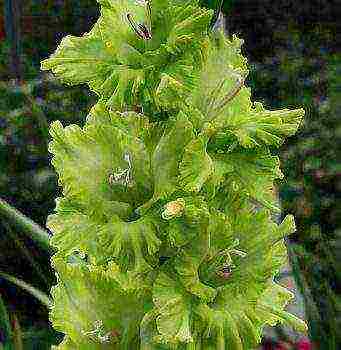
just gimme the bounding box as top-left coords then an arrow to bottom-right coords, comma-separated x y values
247,19 -> 340,348
0,78 -> 96,223
0,67 -> 96,350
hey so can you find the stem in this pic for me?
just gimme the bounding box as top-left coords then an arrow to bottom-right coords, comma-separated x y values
4,0 -> 22,80
3,221 -> 50,287
21,84 -> 50,150
0,295 -> 12,348
11,314 -> 23,350
0,198 -> 53,254
0,271 -> 52,308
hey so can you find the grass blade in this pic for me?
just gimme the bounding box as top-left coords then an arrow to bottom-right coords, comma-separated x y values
11,314 -> 23,350
0,198 -> 53,254
0,294 -> 13,349
0,271 -> 52,308
2,221 -> 50,288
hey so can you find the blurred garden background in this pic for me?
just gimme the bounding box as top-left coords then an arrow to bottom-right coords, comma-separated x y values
0,0 -> 339,349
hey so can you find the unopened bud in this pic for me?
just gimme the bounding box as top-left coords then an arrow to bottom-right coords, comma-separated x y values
161,198 -> 186,220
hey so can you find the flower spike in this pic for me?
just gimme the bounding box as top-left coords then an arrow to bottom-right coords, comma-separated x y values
43,1 -> 307,347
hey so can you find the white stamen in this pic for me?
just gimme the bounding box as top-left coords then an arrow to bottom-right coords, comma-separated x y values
230,249 -> 247,258
82,320 -> 103,337
109,152 -> 133,187
135,0 -> 147,5
81,320 -> 112,344
98,332 -> 111,343
119,111 -> 130,117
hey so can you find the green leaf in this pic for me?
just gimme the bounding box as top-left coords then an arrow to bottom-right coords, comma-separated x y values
11,314 -> 23,350
0,197 -> 52,254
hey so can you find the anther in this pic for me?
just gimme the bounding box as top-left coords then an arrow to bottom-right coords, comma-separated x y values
217,264 -> 233,280
126,13 -> 152,40
126,0 -> 152,40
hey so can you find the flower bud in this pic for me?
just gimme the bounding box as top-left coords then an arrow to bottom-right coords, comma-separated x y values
161,198 -> 186,220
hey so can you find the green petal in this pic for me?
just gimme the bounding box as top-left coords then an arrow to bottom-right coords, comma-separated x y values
50,260 -> 148,348
152,272 -> 194,344
218,148 -> 283,212
179,135 -> 214,192
136,111 -> 195,215
221,103 -> 305,148
98,215 -> 161,273
48,116 -> 153,212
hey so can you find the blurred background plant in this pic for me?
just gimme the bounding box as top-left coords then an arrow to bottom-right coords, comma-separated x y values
0,0 -> 339,349
245,19 -> 340,350
224,3 -> 339,348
